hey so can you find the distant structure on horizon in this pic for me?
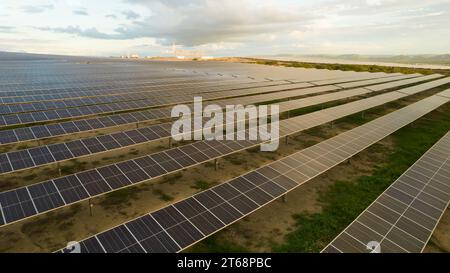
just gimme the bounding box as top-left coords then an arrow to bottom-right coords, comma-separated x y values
117,45 -> 214,60
119,53 -> 140,59
171,43 -> 213,60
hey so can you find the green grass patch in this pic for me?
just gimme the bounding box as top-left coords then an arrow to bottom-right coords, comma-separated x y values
161,172 -> 183,184
129,150 -> 139,155
21,203 -> 82,237
153,189 -> 174,201
249,58 -> 450,76
60,160 -> 88,175
99,188 -> 139,208
225,155 -> 246,165
23,174 -> 38,180
188,235 -> 249,253
191,180 -> 216,191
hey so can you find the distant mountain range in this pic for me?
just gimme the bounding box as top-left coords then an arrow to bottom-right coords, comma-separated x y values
270,54 -> 450,65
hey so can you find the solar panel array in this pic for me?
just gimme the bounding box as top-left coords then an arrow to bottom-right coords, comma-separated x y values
0,74 -> 445,146
0,84 -> 341,145
1,55 -> 449,253
322,131 -> 450,253
1,81 -> 448,227
366,74 -> 444,92
1,77 -> 450,174
0,87 -> 365,174
56,90 -> 450,253
335,74 -> 421,88
0,73 -> 436,127
0,75 -> 256,102
308,73 -> 401,86
0,81 -> 317,125
0,73 -> 430,112
0,74 -> 246,96
0,78 -> 285,114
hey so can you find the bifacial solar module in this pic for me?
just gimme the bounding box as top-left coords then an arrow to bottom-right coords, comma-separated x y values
322,131 -> 450,253
58,90 -> 450,253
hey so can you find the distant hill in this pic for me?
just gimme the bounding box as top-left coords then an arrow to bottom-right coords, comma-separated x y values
272,54 -> 450,65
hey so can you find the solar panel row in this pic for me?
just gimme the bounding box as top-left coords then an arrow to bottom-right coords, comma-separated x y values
2,85 -> 448,227
0,73 -> 429,116
57,90 -> 450,253
2,75 -> 447,146
0,76 -> 258,103
0,84 -> 341,145
308,73 -> 402,86
0,67 -> 218,90
0,87 -> 372,174
322,131 -> 450,253
0,69 -> 231,87
0,82 -> 317,126
335,74 -> 422,88
366,74 -> 444,92
0,73 -> 427,113
0,76 -> 270,106
0,71 -> 215,94
2,76 -> 449,174
0,79 -> 289,115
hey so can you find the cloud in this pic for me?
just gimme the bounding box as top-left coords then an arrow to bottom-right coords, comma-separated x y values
39,0 -> 314,46
122,10 -> 141,20
0,26 -> 15,33
21,4 -> 54,14
30,0 -> 450,55
73,9 -> 89,16
36,26 -> 118,40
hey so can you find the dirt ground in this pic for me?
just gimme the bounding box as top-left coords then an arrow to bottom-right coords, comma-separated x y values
423,207 -> 450,253
189,139 -> 394,252
0,125 -> 336,252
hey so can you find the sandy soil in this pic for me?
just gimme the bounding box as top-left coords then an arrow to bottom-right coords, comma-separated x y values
187,132 -> 394,252
423,207 -> 450,253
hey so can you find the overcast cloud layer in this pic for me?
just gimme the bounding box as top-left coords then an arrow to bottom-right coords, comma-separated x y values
0,0 -> 449,56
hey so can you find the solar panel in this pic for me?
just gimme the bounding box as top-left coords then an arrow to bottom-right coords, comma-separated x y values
309,73 -> 402,86
0,81 -> 313,120
336,74 -> 423,88
3,75 -> 449,147
0,78 -> 276,114
322,131 -> 450,253
2,73 -> 437,127
0,85 -> 340,145
0,75 -> 255,102
59,90 -> 450,253
3,76 -> 446,175
366,74 -> 447,92
2,87 -> 449,228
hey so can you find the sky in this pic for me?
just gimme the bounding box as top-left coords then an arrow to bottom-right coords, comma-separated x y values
0,0 -> 450,57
